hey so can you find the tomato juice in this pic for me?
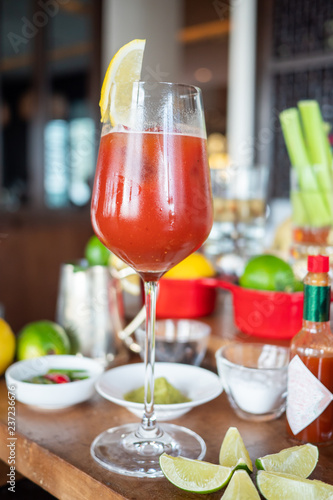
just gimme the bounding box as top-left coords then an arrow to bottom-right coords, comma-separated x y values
91,130 -> 213,281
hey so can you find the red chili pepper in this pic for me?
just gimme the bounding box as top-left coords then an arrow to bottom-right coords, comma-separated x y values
44,373 -> 70,384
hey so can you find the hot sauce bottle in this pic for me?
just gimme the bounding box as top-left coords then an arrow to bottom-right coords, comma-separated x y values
286,255 -> 333,444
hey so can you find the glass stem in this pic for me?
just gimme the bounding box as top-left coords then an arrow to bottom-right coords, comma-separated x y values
141,281 -> 158,432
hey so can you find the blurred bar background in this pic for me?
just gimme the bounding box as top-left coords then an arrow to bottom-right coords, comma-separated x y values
1,0 -> 333,332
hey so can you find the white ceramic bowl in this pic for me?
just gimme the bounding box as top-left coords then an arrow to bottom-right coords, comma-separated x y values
5,355 -> 104,409
96,362 -> 223,421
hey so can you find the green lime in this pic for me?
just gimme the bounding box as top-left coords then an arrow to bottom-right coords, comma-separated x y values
255,444 -> 318,479
219,427 -> 253,473
239,255 -> 295,292
257,471 -> 333,500
64,326 -> 80,355
221,470 -> 260,500
84,235 -> 110,266
159,453 -> 233,493
294,280 -> 304,292
17,320 -> 70,360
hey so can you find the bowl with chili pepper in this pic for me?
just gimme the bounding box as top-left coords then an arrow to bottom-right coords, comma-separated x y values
5,355 -> 104,409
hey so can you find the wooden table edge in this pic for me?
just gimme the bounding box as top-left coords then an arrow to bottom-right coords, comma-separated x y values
0,423 -> 126,500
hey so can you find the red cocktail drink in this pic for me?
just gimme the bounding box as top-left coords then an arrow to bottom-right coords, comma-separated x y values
90,82 -> 212,477
91,130 -> 213,281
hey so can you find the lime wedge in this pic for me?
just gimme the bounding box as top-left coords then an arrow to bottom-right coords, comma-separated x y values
255,443 -> 318,478
221,470 -> 260,500
159,453 -> 233,493
219,427 -> 253,473
257,471 -> 333,500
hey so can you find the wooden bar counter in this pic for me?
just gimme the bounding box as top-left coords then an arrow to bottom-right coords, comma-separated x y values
0,294 -> 332,499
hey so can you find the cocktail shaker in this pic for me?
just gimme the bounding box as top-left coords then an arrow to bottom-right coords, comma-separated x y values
56,261 -> 117,367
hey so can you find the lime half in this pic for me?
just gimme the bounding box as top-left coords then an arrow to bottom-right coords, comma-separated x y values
159,453 -> 233,493
219,427 -> 253,473
255,444 -> 318,478
221,470 -> 260,500
257,471 -> 333,500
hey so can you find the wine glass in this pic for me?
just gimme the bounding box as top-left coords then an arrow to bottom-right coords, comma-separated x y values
90,82 -> 213,477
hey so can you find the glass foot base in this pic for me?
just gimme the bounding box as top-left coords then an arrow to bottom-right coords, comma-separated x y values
90,422 -> 206,477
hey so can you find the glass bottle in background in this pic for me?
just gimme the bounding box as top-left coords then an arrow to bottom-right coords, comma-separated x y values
287,255 -> 333,445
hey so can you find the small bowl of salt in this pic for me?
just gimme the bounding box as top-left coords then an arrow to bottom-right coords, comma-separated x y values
216,342 -> 289,422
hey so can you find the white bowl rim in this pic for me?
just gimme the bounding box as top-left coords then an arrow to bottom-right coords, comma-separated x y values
96,362 -> 222,411
6,354 -> 104,385
5,355 -> 104,409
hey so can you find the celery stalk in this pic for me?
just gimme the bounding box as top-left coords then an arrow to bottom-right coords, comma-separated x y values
323,122 -> 333,174
323,191 -> 333,221
298,100 -> 333,191
279,109 -> 317,191
279,108 -> 315,225
280,106 -> 333,227
301,192 -> 332,227
279,109 -> 309,171
290,191 -> 308,226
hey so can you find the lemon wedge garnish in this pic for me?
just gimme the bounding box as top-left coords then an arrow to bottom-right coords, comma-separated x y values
99,39 -> 146,124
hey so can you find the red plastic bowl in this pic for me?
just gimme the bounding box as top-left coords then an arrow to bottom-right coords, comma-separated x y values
156,277 -> 306,339
156,278 -> 217,319
208,279 -> 304,340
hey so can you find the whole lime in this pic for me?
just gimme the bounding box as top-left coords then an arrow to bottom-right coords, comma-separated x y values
17,320 -> 70,361
239,255 -> 295,292
85,235 -> 110,266
64,326 -> 80,355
